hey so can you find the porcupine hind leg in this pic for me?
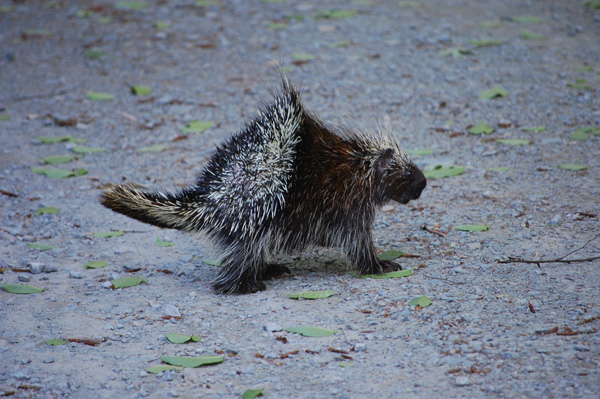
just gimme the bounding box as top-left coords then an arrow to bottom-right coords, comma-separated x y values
346,229 -> 402,275
212,244 -> 268,294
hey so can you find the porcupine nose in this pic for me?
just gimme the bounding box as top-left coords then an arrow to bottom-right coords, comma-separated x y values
411,170 -> 427,199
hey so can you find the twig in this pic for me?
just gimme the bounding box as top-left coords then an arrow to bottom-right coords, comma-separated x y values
498,233 -> 600,265
0,189 -> 18,197
3,88 -> 68,103
422,225 -> 447,237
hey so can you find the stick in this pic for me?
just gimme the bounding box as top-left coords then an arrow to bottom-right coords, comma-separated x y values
498,233 -> 600,265
422,225 -> 447,237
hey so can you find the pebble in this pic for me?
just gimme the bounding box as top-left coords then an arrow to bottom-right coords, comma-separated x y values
263,322 -> 283,332
455,376 -> 471,386
69,271 -> 84,279
164,304 -> 181,318
28,262 -> 46,274
18,275 -> 31,282
354,343 -> 367,352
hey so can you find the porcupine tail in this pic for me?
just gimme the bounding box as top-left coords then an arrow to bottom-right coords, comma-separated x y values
99,184 -> 207,232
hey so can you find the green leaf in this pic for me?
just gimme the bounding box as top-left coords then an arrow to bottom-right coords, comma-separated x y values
510,15 -> 543,23
328,41 -> 351,48
39,135 -> 87,144
86,91 -> 115,101
156,237 -> 175,247
338,362 -> 355,367
574,66 -> 594,72
378,250 -> 406,261
315,10 -> 357,19
479,21 -> 503,29
361,269 -> 413,279
521,126 -> 546,132
84,49 -> 107,59
567,79 -> 591,90
570,130 -> 590,141
154,21 -> 170,29
242,388 -> 265,399
496,139 -> 531,146
468,39 -> 503,47
83,261 -> 109,269
45,338 -> 66,346
469,122 -> 495,135
139,144 -> 169,153
33,167 -> 77,179
42,155 -> 77,165
0,113 -> 10,121
71,145 -> 106,153
93,231 -> 125,238
454,224 -> 489,232
289,290 -> 337,300
195,0 -> 220,5
34,206 -> 59,216
520,30 -> 544,40
111,276 -> 148,289
405,148 -> 434,156
131,85 -> 152,96
583,1 -> 600,9
22,29 -> 53,37
269,22 -> 289,30
166,333 -> 201,344
574,127 -> 600,137
146,365 -> 184,374
181,120 -> 214,134
27,243 -> 55,251
424,165 -> 466,179
558,164 -> 589,171
115,1 -> 148,9
439,47 -> 473,57
203,259 -> 221,266
2,283 -> 44,294
479,87 -> 508,99
292,52 -> 316,61
160,355 -> 224,368
408,295 -> 432,307
488,167 -> 509,172
0,5 -> 14,12
285,326 -> 337,337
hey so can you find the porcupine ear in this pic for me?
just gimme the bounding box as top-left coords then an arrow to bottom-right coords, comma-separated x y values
376,148 -> 395,182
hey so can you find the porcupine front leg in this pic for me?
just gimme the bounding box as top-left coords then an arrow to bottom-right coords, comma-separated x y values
212,244 -> 268,294
346,229 -> 402,275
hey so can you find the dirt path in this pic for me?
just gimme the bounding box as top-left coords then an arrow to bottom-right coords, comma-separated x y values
1,1 -> 599,398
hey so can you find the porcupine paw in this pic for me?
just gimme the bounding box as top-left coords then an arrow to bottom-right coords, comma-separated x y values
263,263 -> 292,280
380,261 -> 403,273
213,279 -> 266,295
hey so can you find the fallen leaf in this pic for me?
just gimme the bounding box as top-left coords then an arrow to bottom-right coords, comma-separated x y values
34,206 -> 59,215
93,231 -> 125,238
139,144 -> 169,153
314,10 -> 357,19
361,269 -> 413,279
289,290 -> 337,300
454,224 -> 489,232
558,164 -> 589,171
378,250 -> 406,261
181,120 -> 214,134
166,333 -> 201,344
42,155 -> 77,164
242,388 -> 265,399
521,126 -> 546,132
469,122 -> 495,134
115,1 -> 148,9
567,79 -> 591,90
32,167 -> 87,178
156,237 -> 174,247
479,87 -> 508,99
510,15 -> 543,23
45,338 -> 66,346
2,284 -> 44,294
520,30 -> 545,40
131,85 -> 152,96
84,49 -> 107,59
111,276 -> 148,289
285,326 -> 336,337
468,39 -> 503,47
83,261 -> 109,269
439,47 -> 473,57
39,136 -> 87,144
27,243 -> 55,251
408,295 -> 432,307
424,165 -> 466,179
86,91 -> 114,101
160,355 -> 224,368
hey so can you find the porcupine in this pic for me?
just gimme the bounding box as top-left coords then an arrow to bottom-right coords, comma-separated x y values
100,78 -> 427,294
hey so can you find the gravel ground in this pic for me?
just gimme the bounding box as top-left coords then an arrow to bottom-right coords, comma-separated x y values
1,1 -> 599,398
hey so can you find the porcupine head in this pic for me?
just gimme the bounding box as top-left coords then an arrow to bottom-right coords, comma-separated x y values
100,78 -> 427,294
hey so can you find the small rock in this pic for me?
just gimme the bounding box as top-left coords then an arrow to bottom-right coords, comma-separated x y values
166,390 -> 179,397
455,376 -> 471,386
101,281 -> 113,289
18,275 -> 31,282
69,271 -> 84,279
42,358 -> 55,364
28,262 -> 45,274
549,214 -> 562,226
354,343 -> 367,352
164,304 -> 181,318
263,322 -> 283,332
44,265 -> 58,273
